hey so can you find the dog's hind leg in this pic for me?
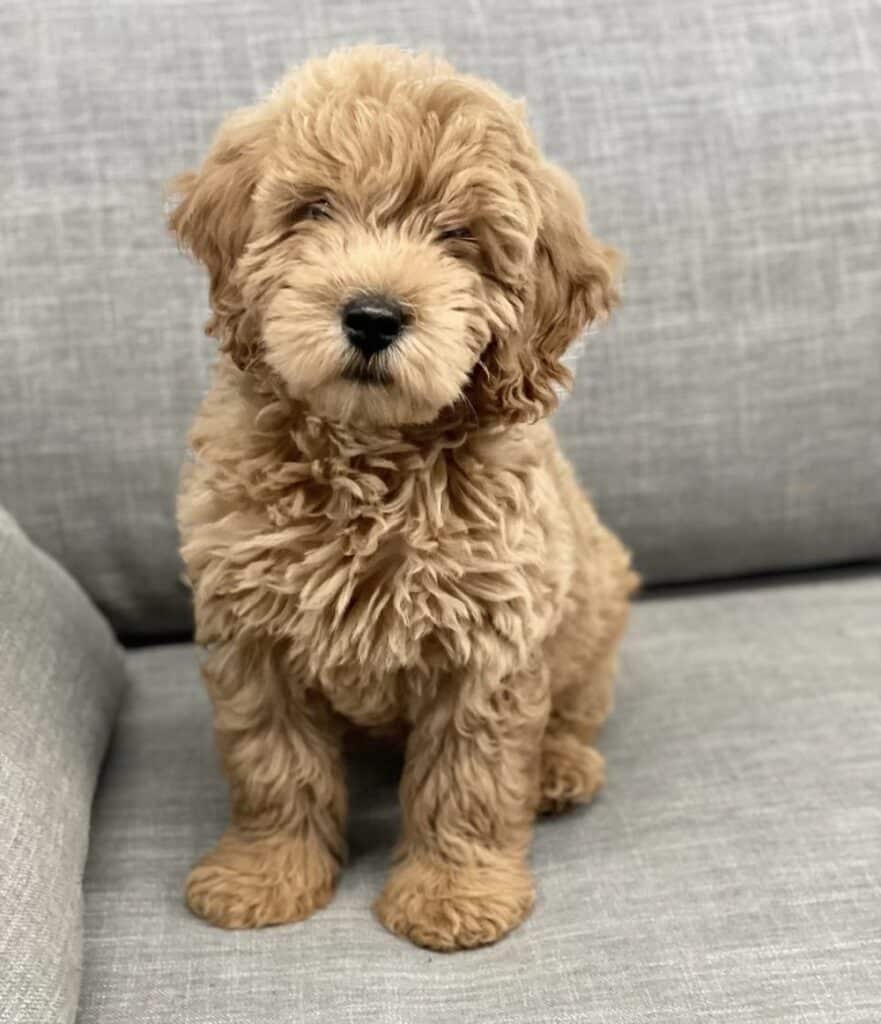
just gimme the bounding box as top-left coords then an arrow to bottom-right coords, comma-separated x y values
539,536 -> 636,814
539,647 -> 617,814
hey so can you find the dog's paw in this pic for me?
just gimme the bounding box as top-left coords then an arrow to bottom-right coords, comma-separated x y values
375,853 -> 535,951
539,735 -> 605,814
185,830 -> 338,929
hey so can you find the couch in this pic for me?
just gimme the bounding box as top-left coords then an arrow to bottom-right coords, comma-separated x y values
1,1 -> 879,1021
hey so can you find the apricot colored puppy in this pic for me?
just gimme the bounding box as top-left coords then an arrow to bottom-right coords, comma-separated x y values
170,45 -> 636,951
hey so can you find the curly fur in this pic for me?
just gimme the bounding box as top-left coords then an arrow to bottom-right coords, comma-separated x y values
171,45 -> 636,951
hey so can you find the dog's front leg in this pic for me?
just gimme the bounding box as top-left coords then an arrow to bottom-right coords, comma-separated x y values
375,665 -> 551,950
185,641 -> 346,929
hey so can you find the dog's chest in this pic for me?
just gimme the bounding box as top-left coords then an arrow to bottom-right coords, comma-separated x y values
216,447 -> 557,725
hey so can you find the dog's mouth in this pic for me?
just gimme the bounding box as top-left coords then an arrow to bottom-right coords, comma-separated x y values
342,360 -> 392,386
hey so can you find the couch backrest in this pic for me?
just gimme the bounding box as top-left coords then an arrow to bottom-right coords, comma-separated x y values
1,0 -> 879,638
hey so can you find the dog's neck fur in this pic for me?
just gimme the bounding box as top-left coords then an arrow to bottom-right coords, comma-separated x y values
240,360 -> 528,474
183,358 -> 554,689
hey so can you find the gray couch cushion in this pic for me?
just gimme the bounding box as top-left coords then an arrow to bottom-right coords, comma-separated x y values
79,571 -> 881,1023
2,0 -> 879,637
0,507 -> 127,1024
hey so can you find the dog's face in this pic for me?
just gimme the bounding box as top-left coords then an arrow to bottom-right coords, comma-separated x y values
171,47 -> 618,427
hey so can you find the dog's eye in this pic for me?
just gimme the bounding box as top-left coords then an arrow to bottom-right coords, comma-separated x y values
438,226 -> 473,242
294,198 -> 333,223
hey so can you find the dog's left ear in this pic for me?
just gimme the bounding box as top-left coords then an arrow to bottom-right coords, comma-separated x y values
478,163 -> 620,422
168,105 -> 273,368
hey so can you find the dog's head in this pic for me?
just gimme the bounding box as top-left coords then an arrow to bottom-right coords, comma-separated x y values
170,46 -> 618,427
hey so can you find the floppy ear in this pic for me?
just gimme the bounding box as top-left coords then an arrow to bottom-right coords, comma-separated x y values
168,105 -> 272,369
477,163 -> 620,423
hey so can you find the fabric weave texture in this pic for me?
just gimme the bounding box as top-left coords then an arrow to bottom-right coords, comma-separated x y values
0,0 -> 879,1020
80,573 -> 881,1024
1,0 -> 879,636
0,507 -> 127,1024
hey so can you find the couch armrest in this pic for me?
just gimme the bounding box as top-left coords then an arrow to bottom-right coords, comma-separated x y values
0,507 -> 127,1024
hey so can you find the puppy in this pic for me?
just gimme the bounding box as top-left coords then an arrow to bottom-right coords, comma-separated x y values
170,45 -> 636,951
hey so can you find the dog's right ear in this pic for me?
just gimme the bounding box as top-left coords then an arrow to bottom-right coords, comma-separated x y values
168,105 -> 272,367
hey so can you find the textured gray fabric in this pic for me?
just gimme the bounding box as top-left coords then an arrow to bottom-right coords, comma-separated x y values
1,1 -> 880,637
79,572 -> 881,1023
0,506 -> 127,1024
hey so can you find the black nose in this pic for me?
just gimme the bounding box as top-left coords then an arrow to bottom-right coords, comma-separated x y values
342,295 -> 405,357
